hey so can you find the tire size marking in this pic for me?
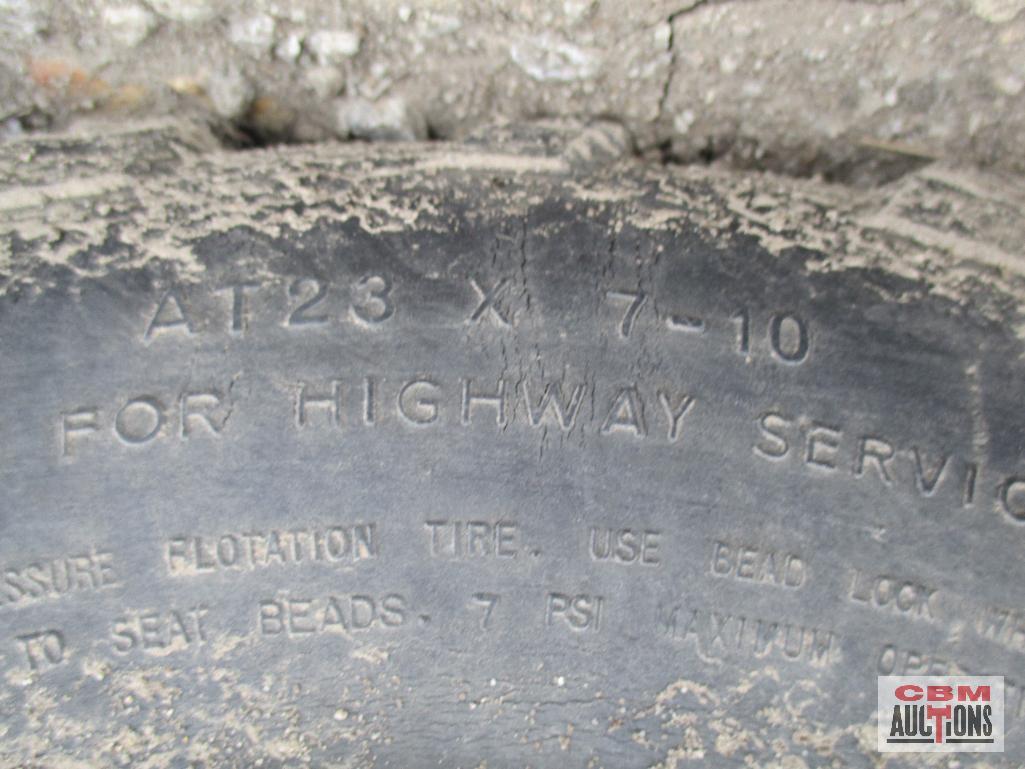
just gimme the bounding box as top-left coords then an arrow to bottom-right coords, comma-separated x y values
139,281 -> 813,370
144,276 -> 398,341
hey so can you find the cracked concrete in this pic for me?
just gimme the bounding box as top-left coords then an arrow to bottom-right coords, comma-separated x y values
654,3 -> 702,133
2,1 -> 1025,182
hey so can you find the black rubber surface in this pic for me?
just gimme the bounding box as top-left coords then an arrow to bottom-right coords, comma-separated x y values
1,133 -> 1024,767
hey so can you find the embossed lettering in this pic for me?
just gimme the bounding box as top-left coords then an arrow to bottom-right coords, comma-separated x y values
17,630 -> 66,670
258,594 -> 407,636
546,593 -> 603,632
167,524 -> 377,575
111,606 -> 208,653
601,386 -> 646,437
710,541 -> 805,588
589,528 -> 660,566
425,520 -> 518,558
144,288 -> 193,339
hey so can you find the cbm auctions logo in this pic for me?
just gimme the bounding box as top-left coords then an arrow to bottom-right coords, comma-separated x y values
878,676 -> 1004,752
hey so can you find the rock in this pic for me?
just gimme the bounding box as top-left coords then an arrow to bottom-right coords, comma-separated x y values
274,33 -> 302,63
206,66 -> 253,120
229,14 -> 276,55
333,96 -> 426,141
303,66 -> 345,100
0,0 -> 47,41
971,0 -> 1025,23
509,34 -> 600,82
147,0 -> 216,24
306,29 -> 361,64
101,5 -> 156,48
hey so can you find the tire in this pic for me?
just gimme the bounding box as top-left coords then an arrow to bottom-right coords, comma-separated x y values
1,121 -> 1024,767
